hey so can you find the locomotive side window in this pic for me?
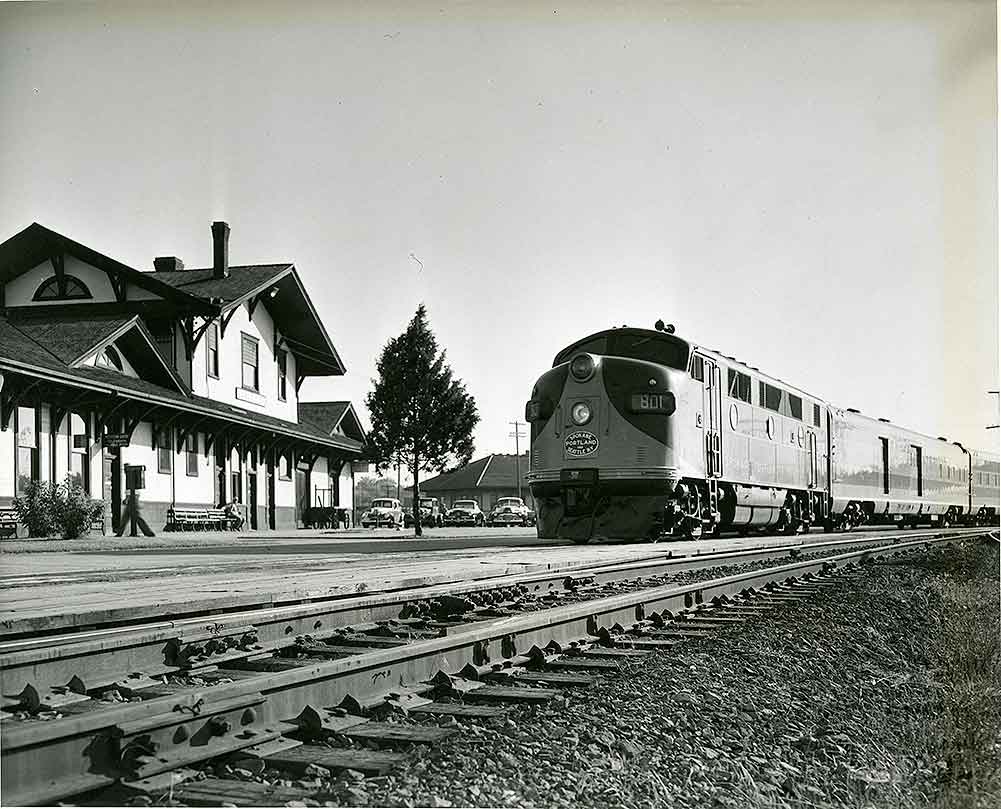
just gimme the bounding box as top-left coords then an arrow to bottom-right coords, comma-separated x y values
759,381 -> 782,412
727,369 -> 751,403
690,355 -> 705,381
788,394 -> 803,421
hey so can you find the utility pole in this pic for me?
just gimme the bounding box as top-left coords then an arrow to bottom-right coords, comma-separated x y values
988,391 -> 999,430
509,420 -> 527,501
396,457 -> 401,500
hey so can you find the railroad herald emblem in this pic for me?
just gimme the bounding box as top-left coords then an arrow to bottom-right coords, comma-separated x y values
564,431 -> 599,457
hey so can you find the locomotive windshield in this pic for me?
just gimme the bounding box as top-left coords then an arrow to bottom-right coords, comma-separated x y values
553,329 -> 690,370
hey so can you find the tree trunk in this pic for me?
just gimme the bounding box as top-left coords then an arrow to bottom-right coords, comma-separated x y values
412,460 -> 422,538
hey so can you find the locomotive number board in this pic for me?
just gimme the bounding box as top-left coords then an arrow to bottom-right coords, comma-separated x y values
629,392 -> 676,414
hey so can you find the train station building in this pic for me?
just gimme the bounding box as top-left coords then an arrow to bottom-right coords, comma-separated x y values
0,222 -> 367,534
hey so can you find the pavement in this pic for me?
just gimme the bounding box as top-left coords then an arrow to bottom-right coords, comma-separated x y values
0,526 -> 883,637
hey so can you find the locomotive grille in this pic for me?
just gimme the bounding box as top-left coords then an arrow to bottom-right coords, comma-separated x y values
532,449 -> 543,469
635,446 -> 648,464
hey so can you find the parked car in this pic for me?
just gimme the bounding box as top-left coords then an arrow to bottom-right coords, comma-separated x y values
444,500 -> 485,527
360,498 -> 404,529
486,496 -> 536,527
404,496 -> 445,528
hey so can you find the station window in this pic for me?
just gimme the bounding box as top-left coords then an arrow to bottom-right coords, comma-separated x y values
277,349 -> 288,401
727,369 -> 751,403
241,333 -> 259,391
690,355 -> 704,382
154,426 -> 172,474
278,452 -> 292,480
185,433 -> 199,477
206,323 -> 220,378
70,413 -> 90,494
33,274 -> 92,301
230,446 -> 242,502
16,406 -> 39,495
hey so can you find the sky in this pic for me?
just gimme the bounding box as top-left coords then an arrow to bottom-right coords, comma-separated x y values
1,0 -> 997,478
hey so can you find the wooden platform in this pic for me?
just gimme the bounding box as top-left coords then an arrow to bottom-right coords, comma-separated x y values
0,530 -> 860,636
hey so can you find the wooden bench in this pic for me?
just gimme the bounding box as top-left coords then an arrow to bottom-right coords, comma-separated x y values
167,507 -> 241,532
0,508 -> 18,539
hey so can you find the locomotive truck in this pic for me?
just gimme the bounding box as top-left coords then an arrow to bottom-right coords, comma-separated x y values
524,323 -> 999,543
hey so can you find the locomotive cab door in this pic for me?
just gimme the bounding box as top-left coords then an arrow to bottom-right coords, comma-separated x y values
700,356 -> 723,478
807,430 -> 818,488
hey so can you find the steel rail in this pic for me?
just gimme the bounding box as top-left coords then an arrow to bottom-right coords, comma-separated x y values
0,528 -> 976,701
1,531 -> 984,806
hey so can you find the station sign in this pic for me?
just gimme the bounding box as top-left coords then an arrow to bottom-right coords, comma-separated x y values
103,433 -> 131,448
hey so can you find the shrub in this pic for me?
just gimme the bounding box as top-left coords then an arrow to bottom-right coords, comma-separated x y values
12,480 -> 58,537
54,478 -> 105,540
11,477 -> 105,539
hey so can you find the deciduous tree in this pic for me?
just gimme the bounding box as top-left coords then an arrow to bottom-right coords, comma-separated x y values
365,305 -> 479,535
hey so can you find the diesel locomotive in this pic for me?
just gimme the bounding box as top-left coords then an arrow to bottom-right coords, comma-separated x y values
524,323 -> 1000,543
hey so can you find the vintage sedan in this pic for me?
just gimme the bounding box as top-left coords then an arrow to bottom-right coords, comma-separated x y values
404,496 -> 445,528
360,498 -> 404,529
486,497 -> 536,527
444,500 -> 485,527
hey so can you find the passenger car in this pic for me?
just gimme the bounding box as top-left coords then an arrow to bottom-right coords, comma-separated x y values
524,322 -> 999,543
404,496 -> 445,528
360,498 -> 404,529
486,497 -> 536,526
444,500 -> 485,527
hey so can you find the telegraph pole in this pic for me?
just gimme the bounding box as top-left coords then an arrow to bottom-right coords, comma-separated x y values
509,420 -> 527,500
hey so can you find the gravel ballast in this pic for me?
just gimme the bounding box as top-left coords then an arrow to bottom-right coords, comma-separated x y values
337,539 -> 1000,809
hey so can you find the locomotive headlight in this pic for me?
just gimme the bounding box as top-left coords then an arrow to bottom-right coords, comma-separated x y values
570,353 -> 595,381
571,401 -> 592,425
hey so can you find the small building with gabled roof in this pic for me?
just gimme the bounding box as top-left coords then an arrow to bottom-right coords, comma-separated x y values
416,452 -> 533,511
0,221 -> 366,534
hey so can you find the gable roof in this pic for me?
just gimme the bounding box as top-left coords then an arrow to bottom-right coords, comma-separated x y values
298,401 -> 367,442
149,264 -> 293,303
5,313 -> 190,393
0,223 -> 216,314
0,315 -> 363,454
418,453 -> 532,492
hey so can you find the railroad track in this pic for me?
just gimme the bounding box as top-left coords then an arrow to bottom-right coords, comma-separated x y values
0,527 -> 988,806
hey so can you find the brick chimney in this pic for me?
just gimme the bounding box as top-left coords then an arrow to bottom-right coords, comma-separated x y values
153,256 -> 185,272
211,221 -> 230,279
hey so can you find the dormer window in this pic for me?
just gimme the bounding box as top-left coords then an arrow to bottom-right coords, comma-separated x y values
96,346 -> 124,372
33,274 -> 92,301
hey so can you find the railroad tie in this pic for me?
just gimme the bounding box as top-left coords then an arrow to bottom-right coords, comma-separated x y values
461,685 -> 559,703
579,647 -> 649,659
407,702 -> 508,718
170,777 -> 318,807
341,722 -> 457,744
265,744 -> 406,775
542,657 -> 622,672
484,670 -> 595,688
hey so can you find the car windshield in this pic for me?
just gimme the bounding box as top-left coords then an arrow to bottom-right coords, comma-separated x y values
554,329 -> 690,370
497,499 -> 521,507
371,499 -> 395,508
419,498 -> 435,506
454,501 -> 476,508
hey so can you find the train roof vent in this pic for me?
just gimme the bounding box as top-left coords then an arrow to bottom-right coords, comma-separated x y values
878,418 -> 890,423
847,408 -> 860,413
